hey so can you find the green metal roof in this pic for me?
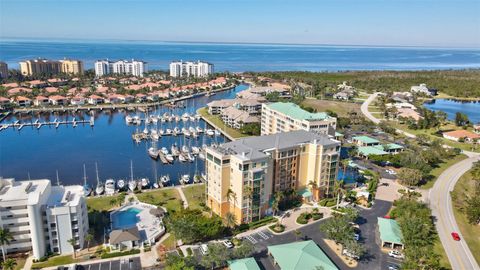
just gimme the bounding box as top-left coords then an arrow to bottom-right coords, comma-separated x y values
335,132 -> 344,137
358,146 -> 388,156
228,257 -> 261,270
352,135 -> 380,144
268,240 -> 338,270
383,143 -> 404,150
265,102 -> 330,121
377,217 -> 403,245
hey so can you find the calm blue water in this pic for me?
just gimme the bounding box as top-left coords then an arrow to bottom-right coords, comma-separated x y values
112,207 -> 141,229
1,39 -> 480,71
424,99 -> 480,124
0,84 -> 248,185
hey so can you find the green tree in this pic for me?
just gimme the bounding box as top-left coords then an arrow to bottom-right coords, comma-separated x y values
232,241 -> 254,259
0,228 -> 13,262
344,240 -> 366,258
333,180 -> 346,209
465,196 -> 480,225
224,212 -> 236,228
319,215 -> 354,245
200,243 -> 231,269
397,168 -> 423,187
67,238 -> 76,258
85,232 -> 94,251
240,123 -> 261,136
0,258 -> 17,270
165,255 -> 195,270
455,112 -> 470,126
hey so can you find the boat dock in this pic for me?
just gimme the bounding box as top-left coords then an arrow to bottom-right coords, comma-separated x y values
0,117 -> 94,131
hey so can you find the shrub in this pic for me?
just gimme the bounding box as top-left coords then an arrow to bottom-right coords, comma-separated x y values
312,212 -> 324,220
186,247 -> 193,256
100,249 -> 140,259
269,223 -> 285,233
296,213 -> 311,224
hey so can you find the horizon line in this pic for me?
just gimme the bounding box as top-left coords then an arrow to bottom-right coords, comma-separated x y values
2,36 -> 480,50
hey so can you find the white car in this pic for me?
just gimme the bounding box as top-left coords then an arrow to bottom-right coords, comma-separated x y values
354,233 -> 360,241
342,249 -> 360,260
388,250 -> 404,259
222,239 -> 234,249
386,169 -> 396,175
388,264 -> 400,270
200,244 -> 209,255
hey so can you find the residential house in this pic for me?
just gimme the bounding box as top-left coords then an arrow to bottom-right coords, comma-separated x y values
109,227 -> 141,250
13,96 -> 31,107
70,96 -> 86,106
352,136 -> 380,146
34,96 -> 50,106
49,95 -> 68,106
443,130 -> 480,142
411,83 -> 437,96
397,108 -> 422,121
88,95 -> 104,105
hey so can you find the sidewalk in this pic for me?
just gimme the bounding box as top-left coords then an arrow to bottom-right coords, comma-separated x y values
176,186 -> 189,209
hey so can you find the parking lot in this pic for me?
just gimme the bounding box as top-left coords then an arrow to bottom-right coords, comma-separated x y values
243,229 -> 273,244
78,257 -> 141,270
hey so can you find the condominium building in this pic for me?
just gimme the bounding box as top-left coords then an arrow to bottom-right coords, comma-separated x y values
0,62 -> 8,78
261,102 -> 337,136
94,59 -> 147,77
60,59 -> 84,75
19,59 -> 84,76
205,130 -> 340,224
0,178 -> 89,259
169,61 -> 213,78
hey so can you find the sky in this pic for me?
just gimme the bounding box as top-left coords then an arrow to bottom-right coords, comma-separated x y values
0,0 -> 479,47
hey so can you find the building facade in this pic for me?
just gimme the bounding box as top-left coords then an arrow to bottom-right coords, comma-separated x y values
0,62 -> 8,78
94,59 -> 147,77
19,59 -> 83,76
0,179 -> 89,259
261,102 -> 337,136
169,61 -> 213,77
205,130 -> 340,224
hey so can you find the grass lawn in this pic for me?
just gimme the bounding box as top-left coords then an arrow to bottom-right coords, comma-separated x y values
420,154 -> 468,189
301,98 -> 361,117
86,195 -> 120,212
182,184 -> 205,210
160,234 -> 177,250
137,188 -> 183,212
32,255 -> 81,269
451,170 -> 480,265
433,238 -> 452,270
14,257 -> 27,270
198,107 -> 249,139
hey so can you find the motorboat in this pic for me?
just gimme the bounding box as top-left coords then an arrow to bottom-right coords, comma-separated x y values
143,127 -> 149,134
161,147 -> 169,155
148,147 -> 159,160
189,115 -> 195,122
182,145 -> 190,154
196,126 -> 203,133
174,127 -> 181,134
117,179 -> 126,190
178,154 -> 187,162
175,115 -> 180,122
182,113 -> 190,121
179,174 -> 190,184
141,178 -> 150,188
184,130 -> 191,137
195,114 -> 201,120
133,115 -> 141,125
153,181 -> 159,189
159,129 -> 164,135
198,152 -> 205,160
128,180 -> 137,191
171,144 -> 180,156
105,179 -> 116,195
206,129 -> 214,136
161,175 -> 170,185
95,182 -> 104,195
214,130 -> 221,136
125,115 -> 133,125
187,153 -> 195,162
191,146 -> 200,155
165,154 -> 174,163
165,128 -> 172,135
194,174 -> 202,183
189,127 -> 196,134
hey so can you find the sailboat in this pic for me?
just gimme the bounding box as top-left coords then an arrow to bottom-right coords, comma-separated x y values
82,164 -> 92,197
153,165 -> 159,189
148,141 -> 159,160
105,179 -> 116,195
128,160 -> 137,192
95,163 -> 104,195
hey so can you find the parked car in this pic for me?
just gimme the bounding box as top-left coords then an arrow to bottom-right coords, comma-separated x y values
388,250 -> 404,259
354,233 -> 360,241
200,244 -> 209,255
451,232 -> 461,241
342,249 -> 360,260
222,239 -> 234,249
388,264 -> 401,270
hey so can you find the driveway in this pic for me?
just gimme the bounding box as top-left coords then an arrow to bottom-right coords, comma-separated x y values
376,178 -> 402,202
249,200 -> 395,270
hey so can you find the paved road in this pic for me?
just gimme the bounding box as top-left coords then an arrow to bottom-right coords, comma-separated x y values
78,257 -> 141,270
429,153 -> 480,270
247,200 -> 394,270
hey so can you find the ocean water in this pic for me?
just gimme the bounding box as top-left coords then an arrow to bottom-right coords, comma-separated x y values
1,39 -> 480,71
0,84 -> 248,186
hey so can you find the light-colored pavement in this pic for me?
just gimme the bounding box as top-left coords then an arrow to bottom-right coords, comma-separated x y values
375,178 -> 402,202
176,186 -> 189,209
429,152 -> 480,270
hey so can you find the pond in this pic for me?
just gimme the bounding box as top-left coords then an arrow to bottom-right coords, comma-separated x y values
423,99 -> 480,124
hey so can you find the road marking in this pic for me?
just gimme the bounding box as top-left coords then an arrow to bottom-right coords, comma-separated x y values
258,231 -> 269,240
245,235 -> 257,244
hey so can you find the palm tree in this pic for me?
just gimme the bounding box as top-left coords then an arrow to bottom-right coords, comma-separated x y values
1,258 -> 16,270
294,229 -> 302,241
0,228 -> 13,262
273,191 -> 284,215
67,238 -> 76,258
224,212 -> 236,228
334,180 -> 346,209
243,185 -> 253,221
308,181 -> 318,201
341,159 -> 351,182
85,232 -> 94,251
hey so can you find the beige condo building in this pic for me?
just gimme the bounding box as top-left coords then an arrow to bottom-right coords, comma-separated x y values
205,130 -> 340,224
261,102 -> 337,136
19,59 -> 83,76
60,59 -> 84,75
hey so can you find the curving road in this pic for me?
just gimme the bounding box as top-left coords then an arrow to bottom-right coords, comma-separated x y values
362,93 -> 480,269
429,153 -> 480,270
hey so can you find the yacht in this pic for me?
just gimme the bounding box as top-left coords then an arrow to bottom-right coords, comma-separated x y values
198,152 -> 205,160
195,114 -> 201,120
141,178 -> 150,188
125,115 -> 133,125
133,115 -> 141,125
179,174 -> 190,185
117,179 -> 126,190
161,175 -> 170,185
191,146 -> 200,155
206,129 -> 214,136
165,154 -> 174,163
105,179 -> 116,195
151,129 -> 159,141
189,115 -> 195,122
174,127 -> 181,134
148,147 -> 159,160
184,130 -> 191,137
175,115 -> 180,122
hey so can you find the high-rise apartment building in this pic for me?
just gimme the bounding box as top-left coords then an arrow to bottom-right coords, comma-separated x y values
0,62 -> 8,78
261,102 -> 337,136
205,130 -> 340,224
0,179 -> 89,259
19,59 -> 84,76
60,59 -> 84,75
169,61 -> 213,77
94,59 -> 147,77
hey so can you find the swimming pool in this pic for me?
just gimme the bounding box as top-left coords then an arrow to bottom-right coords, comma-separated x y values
111,207 -> 142,229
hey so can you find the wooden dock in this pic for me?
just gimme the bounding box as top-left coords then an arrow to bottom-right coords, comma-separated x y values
0,117 -> 94,131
